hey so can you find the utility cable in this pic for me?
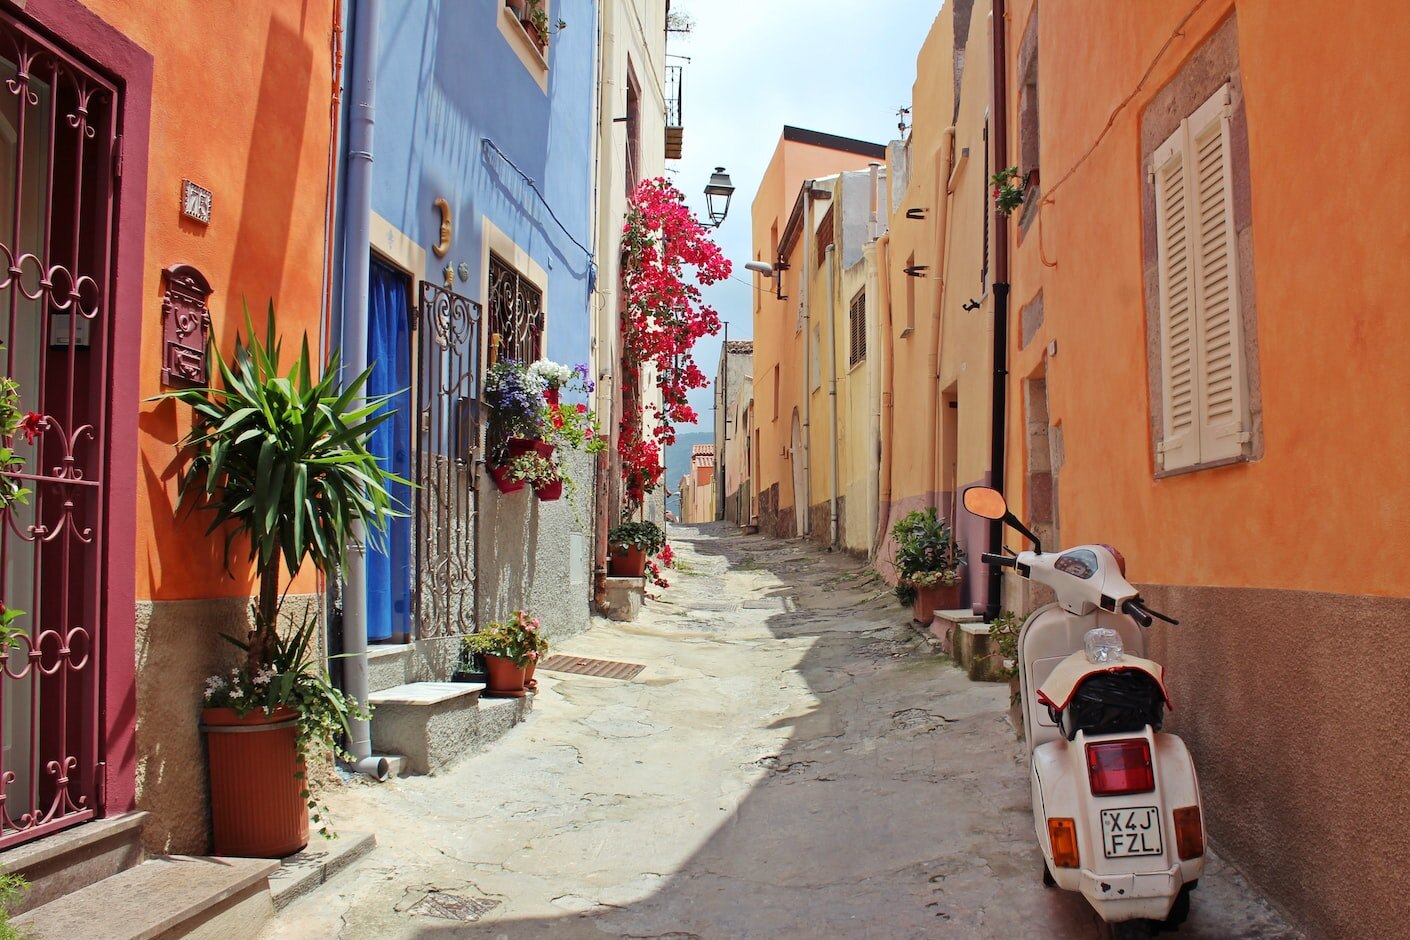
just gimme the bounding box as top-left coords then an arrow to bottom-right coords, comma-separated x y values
481,137 -> 596,264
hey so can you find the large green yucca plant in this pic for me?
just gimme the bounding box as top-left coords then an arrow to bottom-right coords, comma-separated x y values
163,304 -> 403,672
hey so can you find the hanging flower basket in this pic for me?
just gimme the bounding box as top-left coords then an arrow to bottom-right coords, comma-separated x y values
534,479 -> 563,502
490,464 -> 526,494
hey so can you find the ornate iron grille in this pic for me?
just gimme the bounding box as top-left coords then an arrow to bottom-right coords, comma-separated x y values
413,282 -> 482,640
487,253 -> 542,365
0,10 -> 120,849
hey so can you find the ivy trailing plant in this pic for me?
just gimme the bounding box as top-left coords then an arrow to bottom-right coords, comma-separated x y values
618,177 -> 730,510
0,351 -> 44,650
990,166 -> 1025,217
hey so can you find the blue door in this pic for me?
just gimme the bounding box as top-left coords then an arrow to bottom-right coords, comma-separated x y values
366,257 -> 413,642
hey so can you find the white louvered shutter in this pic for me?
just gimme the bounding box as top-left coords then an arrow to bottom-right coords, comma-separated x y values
1188,85 -> 1248,463
1153,125 -> 1199,471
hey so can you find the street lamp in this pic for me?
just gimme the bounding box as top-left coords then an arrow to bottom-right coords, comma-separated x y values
704,166 -> 735,228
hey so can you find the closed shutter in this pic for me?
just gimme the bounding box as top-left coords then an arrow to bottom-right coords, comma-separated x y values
1153,83 -> 1246,471
1153,127 -> 1199,471
849,291 -> 866,366
1188,86 -> 1248,463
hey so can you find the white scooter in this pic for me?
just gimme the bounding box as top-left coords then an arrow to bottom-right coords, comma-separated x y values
963,486 -> 1204,939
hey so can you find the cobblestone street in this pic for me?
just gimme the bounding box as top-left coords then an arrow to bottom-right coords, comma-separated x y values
265,525 -> 1301,939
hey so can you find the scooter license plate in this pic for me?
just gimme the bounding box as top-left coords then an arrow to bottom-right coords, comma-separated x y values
1100,806 -> 1163,858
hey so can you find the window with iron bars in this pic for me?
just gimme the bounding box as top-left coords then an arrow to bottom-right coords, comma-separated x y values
848,290 -> 867,366
488,253 -> 543,364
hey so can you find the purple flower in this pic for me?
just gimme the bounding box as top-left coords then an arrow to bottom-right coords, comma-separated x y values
574,363 -> 589,378
585,379 -> 596,393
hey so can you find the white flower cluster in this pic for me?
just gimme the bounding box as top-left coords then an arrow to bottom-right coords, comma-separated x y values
528,358 -> 573,390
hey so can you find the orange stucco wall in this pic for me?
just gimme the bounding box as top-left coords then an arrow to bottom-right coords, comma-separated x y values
82,1 -> 338,602
750,135 -> 888,535
1003,0 -> 1410,599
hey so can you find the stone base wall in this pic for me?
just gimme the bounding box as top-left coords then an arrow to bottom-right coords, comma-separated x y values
1138,584 -> 1410,940
477,448 -> 594,645
134,593 -> 323,855
758,482 -> 789,538
806,496 -> 848,549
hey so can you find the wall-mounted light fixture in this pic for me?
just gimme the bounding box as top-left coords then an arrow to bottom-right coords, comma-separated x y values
704,166 -> 735,228
903,264 -> 930,278
905,207 -> 929,220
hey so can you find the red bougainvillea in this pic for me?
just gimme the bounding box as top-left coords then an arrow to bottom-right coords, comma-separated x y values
618,177 -> 731,509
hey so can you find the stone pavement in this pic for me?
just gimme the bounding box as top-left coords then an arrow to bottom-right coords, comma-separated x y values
263,523 -> 1302,939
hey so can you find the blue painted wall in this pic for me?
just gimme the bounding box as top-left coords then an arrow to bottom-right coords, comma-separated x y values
363,0 -> 597,365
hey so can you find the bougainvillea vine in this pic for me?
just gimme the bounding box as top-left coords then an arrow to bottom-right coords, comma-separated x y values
617,177 -> 731,509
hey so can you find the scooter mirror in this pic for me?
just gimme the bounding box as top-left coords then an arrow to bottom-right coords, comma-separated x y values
963,486 -> 1008,521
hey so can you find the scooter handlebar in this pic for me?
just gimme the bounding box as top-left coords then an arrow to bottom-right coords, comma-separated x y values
1121,597 -> 1180,628
981,552 -> 1018,568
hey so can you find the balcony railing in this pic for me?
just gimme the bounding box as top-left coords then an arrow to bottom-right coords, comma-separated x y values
665,64 -> 683,159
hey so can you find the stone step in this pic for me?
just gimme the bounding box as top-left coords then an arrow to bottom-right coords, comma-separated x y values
369,681 -> 530,776
928,608 -> 983,655
956,621 -> 1006,682
268,831 -> 376,911
4,811 -> 147,915
13,854 -> 278,940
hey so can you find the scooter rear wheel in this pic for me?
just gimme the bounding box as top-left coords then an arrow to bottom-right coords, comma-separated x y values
1106,921 -> 1152,940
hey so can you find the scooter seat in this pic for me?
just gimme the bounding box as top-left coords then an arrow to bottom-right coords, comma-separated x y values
1036,650 -> 1171,713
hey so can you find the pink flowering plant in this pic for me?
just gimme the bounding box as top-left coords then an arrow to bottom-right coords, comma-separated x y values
465,609 -> 547,666
618,178 -> 730,509
0,357 -> 45,648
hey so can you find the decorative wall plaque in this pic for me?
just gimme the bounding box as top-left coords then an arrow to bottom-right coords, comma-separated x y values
160,264 -> 213,388
181,179 -> 212,224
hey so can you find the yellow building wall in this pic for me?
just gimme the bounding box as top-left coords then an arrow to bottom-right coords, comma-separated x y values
878,2 -> 994,607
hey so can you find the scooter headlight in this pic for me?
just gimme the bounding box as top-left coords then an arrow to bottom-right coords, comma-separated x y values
1084,627 -> 1123,664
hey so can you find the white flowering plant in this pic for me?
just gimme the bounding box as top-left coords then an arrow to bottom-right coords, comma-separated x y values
527,358 -> 575,390
204,610 -> 369,838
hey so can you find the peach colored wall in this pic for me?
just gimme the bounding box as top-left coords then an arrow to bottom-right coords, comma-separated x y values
750,136 -> 889,534
1004,0 -> 1410,598
80,1 -> 338,602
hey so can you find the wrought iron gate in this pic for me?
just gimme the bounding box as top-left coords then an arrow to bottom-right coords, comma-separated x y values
413,282 -> 481,640
0,11 -> 120,848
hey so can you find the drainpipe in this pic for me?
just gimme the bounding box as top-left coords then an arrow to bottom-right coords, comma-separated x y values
338,0 -> 388,781
717,321 -> 728,521
799,181 -> 814,537
825,243 -> 840,549
929,125 -> 957,507
985,0 -> 1012,622
872,232 -> 895,559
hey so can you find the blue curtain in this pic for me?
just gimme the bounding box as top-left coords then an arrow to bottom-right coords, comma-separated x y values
366,258 -> 413,643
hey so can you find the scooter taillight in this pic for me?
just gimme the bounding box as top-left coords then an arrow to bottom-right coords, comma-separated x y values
1085,740 -> 1154,796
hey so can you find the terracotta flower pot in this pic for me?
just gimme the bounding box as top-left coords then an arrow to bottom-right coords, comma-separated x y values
912,581 -> 963,624
202,705 -> 309,858
524,658 -> 538,690
608,545 -> 647,578
507,437 -> 538,459
482,654 -> 527,697
535,479 -> 563,501
489,464 -> 526,494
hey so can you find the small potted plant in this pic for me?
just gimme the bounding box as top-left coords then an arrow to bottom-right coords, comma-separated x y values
485,359 -> 550,467
892,508 -> 966,624
163,306 -> 401,856
607,519 -> 666,578
464,610 -> 542,697
506,451 -> 563,501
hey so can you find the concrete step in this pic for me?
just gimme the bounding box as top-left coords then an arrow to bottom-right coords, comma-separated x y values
4,811 -> 147,915
955,621 -> 1006,682
603,576 -> 645,621
929,608 -> 983,655
13,854 -> 277,940
369,681 -> 531,776
268,831 -> 376,911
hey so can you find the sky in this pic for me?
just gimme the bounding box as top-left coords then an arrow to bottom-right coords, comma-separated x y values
664,0 -> 946,424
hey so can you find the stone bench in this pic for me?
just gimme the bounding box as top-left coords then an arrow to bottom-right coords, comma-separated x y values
369,681 -> 531,775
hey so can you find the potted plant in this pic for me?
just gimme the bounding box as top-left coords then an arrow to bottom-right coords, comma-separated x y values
891,508 -> 966,624
506,451 -> 563,501
607,519 -> 666,578
464,610 -> 542,698
991,165 -> 1025,217
164,307 -> 402,857
485,359 -> 549,467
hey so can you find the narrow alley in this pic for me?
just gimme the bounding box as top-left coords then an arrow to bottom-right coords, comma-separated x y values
265,526 -> 1298,940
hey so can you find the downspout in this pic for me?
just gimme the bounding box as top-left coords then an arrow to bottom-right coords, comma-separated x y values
717,322 -> 728,521
985,0 -> 1012,622
338,0 -> 388,780
929,125 -> 957,504
824,243 -> 840,549
872,231 -> 895,559
799,182 -> 813,538
591,5 -> 612,608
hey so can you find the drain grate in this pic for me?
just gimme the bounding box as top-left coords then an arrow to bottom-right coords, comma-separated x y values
539,654 -> 645,681
407,892 -> 500,922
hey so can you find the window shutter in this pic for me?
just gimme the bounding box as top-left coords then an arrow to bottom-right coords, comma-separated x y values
1153,127 -> 1199,472
849,291 -> 866,365
1188,85 -> 1248,463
